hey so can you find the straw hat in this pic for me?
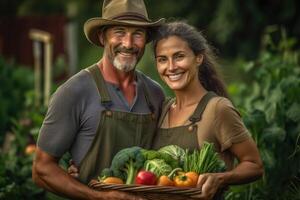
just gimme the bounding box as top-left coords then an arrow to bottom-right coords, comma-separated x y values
84,0 -> 165,46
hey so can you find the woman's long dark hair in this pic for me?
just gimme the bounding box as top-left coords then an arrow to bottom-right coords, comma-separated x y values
153,21 -> 228,98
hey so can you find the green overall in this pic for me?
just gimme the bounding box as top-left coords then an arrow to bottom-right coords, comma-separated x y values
78,65 -> 157,184
152,92 -> 224,200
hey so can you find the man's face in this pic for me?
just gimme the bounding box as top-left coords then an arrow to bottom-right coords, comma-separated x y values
102,26 -> 147,72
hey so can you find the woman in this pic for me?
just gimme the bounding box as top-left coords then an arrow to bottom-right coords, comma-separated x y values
151,21 -> 263,199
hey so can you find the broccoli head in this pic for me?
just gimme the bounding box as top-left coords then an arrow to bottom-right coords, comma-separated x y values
98,168 -> 113,181
110,146 -> 145,184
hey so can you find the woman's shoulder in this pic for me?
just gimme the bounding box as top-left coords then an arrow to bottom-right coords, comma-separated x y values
215,96 -> 235,108
204,96 -> 241,118
206,96 -> 234,109
207,97 -> 244,126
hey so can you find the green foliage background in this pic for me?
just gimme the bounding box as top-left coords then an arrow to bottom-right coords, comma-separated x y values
225,28 -> 300,200
0,0 -> 300,199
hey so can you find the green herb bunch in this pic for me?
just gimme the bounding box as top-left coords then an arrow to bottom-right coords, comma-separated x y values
183,142 -> 224,174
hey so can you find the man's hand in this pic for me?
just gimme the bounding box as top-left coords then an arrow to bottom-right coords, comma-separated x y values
66,160 -> 147,200
68,159 -> 79,178
32,147 -> 148,200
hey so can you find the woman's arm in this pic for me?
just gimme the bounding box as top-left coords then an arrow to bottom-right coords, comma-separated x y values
196,138 -> 263,199
218,138 -> 263,185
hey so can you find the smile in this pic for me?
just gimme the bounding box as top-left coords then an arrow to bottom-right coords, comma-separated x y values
167,72 -> 184,81
118,52 -> 136,57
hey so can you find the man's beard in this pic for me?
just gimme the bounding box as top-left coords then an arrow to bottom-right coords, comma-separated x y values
111,46 -> 140,72
113,55 -> 137,72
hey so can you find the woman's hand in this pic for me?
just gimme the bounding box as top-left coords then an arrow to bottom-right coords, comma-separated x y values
193,138 -> 264,200
67,159 -> 79,178
194,173 -> 223,200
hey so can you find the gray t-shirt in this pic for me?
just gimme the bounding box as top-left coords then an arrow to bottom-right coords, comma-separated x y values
37,68 -> 165,166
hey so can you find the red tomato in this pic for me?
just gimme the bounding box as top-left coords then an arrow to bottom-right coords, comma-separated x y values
135,170 -> 157,185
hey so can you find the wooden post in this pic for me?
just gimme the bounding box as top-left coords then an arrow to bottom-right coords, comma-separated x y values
44,42 -> 52,106
29,29 -> 53,106
32,41 -> 42,106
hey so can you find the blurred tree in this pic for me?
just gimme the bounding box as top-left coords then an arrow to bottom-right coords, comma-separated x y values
148,0 -> 300,59
0,0 -> 26,16
2,0 -> 299,60
209,0 -> 300,58
18,0 -> 66,15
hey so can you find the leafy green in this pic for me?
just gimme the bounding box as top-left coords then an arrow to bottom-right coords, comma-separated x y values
144,159 -> 172,177
158,145 -> 186,167
141,149 -> 179,168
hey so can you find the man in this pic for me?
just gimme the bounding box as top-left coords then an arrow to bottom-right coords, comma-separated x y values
32,0 -> 165,199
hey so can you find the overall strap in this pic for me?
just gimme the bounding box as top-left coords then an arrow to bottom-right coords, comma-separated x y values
189,91 -> 217,123
136,72 -> 155,113
157,97 -> 175,127
87,64 -> 112,109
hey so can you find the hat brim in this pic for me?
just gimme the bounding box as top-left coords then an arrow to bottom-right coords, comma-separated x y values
84,18 -> 165,47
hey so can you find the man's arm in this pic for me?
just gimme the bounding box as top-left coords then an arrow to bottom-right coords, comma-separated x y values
32,147 -> 146,200
32,147 -> 99,199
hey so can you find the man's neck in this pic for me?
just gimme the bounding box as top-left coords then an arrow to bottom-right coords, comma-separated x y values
98,56 -> 137,105
98,56 -> 136,87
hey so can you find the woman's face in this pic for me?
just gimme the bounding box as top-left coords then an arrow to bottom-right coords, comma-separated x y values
155,36 -> 203,91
